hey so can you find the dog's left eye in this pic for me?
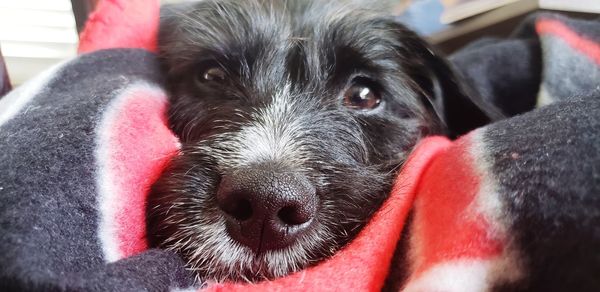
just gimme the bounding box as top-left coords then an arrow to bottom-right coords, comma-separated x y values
199,67 -> 227,83
343,79 -> 381,111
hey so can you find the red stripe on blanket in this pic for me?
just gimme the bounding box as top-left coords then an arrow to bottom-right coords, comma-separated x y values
78,0 -> 159,53
407,133 -> 503,281
204,137 -> 452,292
536,18 -> 600,65
97,85 -> 179,261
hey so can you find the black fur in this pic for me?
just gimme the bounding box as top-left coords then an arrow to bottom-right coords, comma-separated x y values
147,0 -> 496,283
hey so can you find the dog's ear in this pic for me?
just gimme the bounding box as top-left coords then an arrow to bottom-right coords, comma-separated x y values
406,34 -> 504,138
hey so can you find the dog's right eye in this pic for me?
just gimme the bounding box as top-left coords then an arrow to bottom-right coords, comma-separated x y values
198,66 -> 227,84
342,77 -> 382,111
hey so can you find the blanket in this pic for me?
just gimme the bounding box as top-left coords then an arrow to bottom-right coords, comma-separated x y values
0,0 -> 598,291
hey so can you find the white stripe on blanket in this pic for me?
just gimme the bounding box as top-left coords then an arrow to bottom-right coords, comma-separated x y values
0,60 -> 69,126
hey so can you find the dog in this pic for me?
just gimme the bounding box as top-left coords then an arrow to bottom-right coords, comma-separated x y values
147,0 -> 499,283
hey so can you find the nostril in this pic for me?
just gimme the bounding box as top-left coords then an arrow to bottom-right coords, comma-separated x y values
224,197 -> 253,221
277,205 -> 311,226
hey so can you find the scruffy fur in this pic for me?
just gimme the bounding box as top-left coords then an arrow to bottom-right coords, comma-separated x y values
147,0 -> 495,283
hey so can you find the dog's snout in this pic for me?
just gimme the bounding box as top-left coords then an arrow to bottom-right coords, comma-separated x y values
217,166 -> 317,253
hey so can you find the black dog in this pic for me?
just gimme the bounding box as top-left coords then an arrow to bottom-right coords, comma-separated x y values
147,0 -> 499,283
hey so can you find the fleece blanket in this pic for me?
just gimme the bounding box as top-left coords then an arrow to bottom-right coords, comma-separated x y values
0,0 -> 598,291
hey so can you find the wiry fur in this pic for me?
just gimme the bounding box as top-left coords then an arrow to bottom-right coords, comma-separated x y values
147,0 -> 490,283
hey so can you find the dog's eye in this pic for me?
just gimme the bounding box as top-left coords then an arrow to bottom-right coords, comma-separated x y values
199,67 -> 227,83
343,79 -> 381,110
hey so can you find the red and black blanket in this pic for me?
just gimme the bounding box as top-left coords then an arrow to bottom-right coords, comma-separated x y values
0,0 -> 598,291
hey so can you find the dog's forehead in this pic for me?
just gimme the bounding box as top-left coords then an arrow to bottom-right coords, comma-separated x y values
175,0 -> 408,72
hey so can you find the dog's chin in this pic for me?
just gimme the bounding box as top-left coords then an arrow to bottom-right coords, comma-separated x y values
165,214 -> 336,283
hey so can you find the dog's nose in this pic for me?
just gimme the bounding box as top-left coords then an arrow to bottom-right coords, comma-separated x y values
217,167 -> 317,253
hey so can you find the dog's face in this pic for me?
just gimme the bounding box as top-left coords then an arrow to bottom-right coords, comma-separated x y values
148,0 -> 494,283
